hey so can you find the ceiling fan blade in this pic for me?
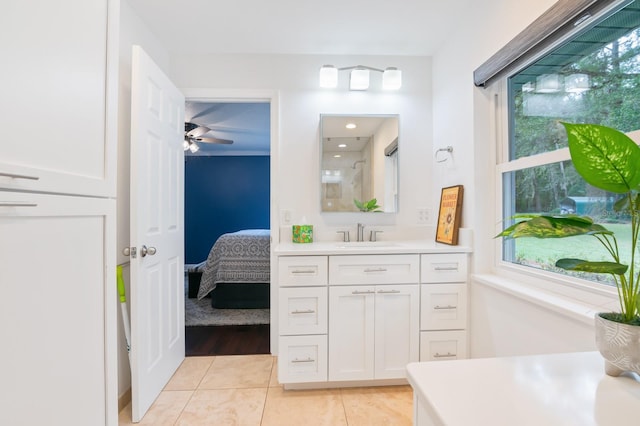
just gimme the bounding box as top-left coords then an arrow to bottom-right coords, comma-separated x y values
195,137 -> 234,145
186,126 -> 210,138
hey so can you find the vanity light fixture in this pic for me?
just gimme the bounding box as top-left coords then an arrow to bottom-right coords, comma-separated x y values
565,73 -> 590,93
319,65 -> 402,90
535,73 -> 562,93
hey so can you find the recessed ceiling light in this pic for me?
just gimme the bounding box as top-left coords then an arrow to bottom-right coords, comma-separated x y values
333,154 -> 341,158
338,143 -> 347,148
345,123 -> 357,129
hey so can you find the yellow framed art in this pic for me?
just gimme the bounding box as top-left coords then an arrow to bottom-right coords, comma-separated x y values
435,185 -> 463,245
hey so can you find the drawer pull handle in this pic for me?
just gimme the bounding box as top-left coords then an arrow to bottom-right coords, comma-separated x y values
434,352 -> 457,358
377,289 -> 401,294
291,357 -> 315,363
434,265 -> 458,271
0,172 -> 40,181
0,202 -> 38,207
291,269 -> 316,274
364,267 -> 387,273
352,290 -> 375,295
434,305 -> 457,310
291,309 -> 315,314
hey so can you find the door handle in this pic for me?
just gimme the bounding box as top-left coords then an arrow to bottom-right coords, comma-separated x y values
140,245 -> 157,257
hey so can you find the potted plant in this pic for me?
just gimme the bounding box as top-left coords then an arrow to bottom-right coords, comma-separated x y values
497,122 -> 640,376
354,198 -> 382,212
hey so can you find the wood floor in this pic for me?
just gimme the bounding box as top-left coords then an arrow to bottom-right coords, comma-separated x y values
185,325 -> 270,356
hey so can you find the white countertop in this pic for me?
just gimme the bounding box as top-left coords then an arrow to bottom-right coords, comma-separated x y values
274,240 -> 472,256
407,351 -> 640,426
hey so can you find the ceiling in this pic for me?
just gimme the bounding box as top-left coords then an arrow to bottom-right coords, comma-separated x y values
127,0 -> 475,57
129,0 -> 474,156
184,101 -> 270,156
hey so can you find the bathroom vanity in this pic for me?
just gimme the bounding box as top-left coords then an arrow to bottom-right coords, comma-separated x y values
274,241 -> 470,388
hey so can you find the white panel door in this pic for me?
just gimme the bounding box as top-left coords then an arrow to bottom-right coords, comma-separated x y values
328,286 -> 375,381
0,192 -> 116,425
374,284 -> 419,379
130,45 -> 185,422
0,0 -> 117,197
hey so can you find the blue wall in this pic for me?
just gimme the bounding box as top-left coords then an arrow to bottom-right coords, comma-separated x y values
185,155 -> 270,264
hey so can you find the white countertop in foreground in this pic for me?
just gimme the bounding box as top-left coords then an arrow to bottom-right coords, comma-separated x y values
407,351 -> 640,426
274,240 -> 472,256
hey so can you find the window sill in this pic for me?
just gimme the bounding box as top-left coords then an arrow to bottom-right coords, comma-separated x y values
471,273 -> 618,327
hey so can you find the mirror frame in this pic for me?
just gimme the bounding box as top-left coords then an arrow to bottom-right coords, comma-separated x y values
320,114 -> 399,214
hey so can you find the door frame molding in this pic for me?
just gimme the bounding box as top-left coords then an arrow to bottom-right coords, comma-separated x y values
180,88 -> 280,354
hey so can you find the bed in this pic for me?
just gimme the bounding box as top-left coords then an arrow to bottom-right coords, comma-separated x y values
195,229 -> 270,309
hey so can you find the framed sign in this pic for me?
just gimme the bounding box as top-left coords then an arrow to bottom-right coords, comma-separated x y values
435,185 -> 464,245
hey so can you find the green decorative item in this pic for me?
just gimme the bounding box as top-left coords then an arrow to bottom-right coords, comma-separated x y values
354,198 -> 381,212
292,225 -> 313,243
498,123 -> 640,324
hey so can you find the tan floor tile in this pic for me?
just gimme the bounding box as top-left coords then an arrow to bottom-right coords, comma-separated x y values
118,390 -> 193,425
175,388 -> 267,426
261,386 -> 347,426
199,354 -> 273,389
165,356 -> 215,391
341,385 -> 413,426
269,359 -> 279,387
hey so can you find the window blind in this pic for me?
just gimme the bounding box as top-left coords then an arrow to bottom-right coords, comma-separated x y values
473,0 -> 628,87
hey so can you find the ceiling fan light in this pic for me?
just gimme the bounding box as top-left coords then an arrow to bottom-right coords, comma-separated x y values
382,67 -> 402,90
183,139 -> 190,151
319,65 -> 338,88
350,68 -> 369,91
188,141 -> 199,153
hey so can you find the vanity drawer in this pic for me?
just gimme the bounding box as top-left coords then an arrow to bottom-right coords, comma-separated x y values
278,335 -> 328,384
420,284 -> 467,330
419,330 -> 467,362
279,287 -> 328,335
421,253 -> 467,283
279,256 -> 328,287
329,254 -> 420,285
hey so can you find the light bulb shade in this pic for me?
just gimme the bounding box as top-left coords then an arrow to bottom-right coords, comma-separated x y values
522,81 -> 535,92
319,65 -> 338,88
565,73 -> 590,93
188,141 -> 199,153
183,139 -> 190,151
350,68 -> 370,90
536,74 -> 561,93
382,68 -> 402,90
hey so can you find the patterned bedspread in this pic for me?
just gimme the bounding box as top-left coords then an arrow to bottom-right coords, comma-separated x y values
197,229 -> 270,299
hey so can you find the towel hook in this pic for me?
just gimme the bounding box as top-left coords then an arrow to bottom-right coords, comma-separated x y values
435,146 -> 453,163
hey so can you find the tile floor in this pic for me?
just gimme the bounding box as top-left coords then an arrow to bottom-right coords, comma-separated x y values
119,354 -> 413,425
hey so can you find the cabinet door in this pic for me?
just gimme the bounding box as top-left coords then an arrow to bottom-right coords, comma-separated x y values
328,286 -> 375,381
420,284 -> 467,330
374,285 -> 419,379
0,192 -> 116,425
279,287 -> 327,335
0,0 -> 117,197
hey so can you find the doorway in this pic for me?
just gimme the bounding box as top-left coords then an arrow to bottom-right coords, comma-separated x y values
182,98 -> 275,356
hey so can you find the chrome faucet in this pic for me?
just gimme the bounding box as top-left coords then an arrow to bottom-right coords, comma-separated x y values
356,223 -> 365,242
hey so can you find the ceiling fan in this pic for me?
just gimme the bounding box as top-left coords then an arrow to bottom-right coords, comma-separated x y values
184,122 -> 233,152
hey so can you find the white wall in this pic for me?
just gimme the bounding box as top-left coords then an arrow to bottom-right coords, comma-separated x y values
169,54 -> 433,240
116,0 -> 171,401
431,0 -> 604,358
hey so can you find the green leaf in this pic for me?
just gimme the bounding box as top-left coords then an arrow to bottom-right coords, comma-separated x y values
561,123 -> 640,194
555,258 -> 628,275
496,214 -> 612,239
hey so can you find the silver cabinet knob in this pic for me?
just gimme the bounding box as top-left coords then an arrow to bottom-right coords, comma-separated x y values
140,245 -> 156,257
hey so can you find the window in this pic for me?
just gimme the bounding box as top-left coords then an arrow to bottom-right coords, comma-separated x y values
500,0 -> 640,285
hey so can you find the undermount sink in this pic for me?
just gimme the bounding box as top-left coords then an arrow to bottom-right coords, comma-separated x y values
334,241 -> 398,249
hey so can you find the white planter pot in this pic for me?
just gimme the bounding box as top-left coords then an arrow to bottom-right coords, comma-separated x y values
594,313 -> 640,376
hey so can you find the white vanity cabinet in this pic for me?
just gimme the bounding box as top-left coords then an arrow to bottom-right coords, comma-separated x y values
419,253 -> 468,361
277,256 -> 329,384
275,245 -> 469,389
328,254 -> 420,382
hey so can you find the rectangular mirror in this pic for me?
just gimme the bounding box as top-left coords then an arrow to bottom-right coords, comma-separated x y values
320,114 -> 399,213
